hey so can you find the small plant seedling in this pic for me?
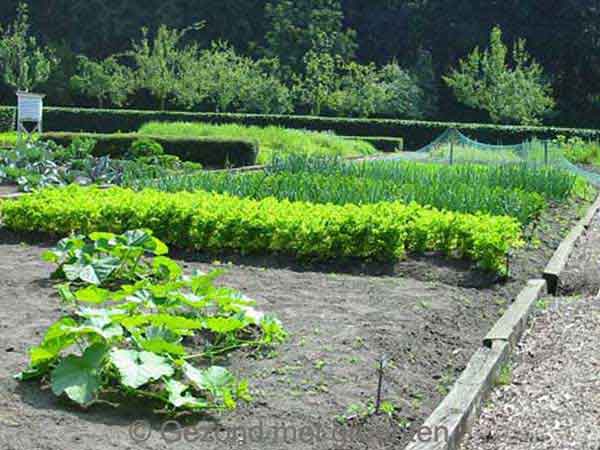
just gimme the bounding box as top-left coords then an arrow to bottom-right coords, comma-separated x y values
314,359 -> 326,370
379,400 -> 395,418
352,336 -> 365,349
418,300 -> 431,310
536,298 -> 550,310
495,364 -> 513,386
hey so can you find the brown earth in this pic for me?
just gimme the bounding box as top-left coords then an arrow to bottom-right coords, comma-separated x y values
0,197 -> 592,450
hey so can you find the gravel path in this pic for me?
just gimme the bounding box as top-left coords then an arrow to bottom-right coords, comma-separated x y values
462,212 -> 600,450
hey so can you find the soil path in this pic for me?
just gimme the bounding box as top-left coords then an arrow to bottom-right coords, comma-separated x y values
462,212 -> 600,450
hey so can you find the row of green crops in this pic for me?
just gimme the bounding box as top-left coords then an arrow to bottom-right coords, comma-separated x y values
138,122 -> 378,164
269,155 -> 580,200
0,185 -> 523,273
127,157 -> 581,225
131,170 -> 546,225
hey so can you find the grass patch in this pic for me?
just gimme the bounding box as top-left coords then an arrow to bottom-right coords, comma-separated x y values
138,122 -> 378,164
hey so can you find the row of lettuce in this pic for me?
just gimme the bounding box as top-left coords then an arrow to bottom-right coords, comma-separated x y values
1,185 -> 523,273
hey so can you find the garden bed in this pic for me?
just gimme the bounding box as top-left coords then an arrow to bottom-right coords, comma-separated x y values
0,195 -> 588,449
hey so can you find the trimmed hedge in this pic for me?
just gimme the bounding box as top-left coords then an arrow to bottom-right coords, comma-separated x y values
42,132 -> 258,168
342,136 -> 403,152
0,185 -> 523,272
1,105 -> 598,150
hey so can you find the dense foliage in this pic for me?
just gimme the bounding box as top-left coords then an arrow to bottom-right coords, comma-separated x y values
0,0 -> 598,126
0,185 -> 523,272
18,229 -> 286,411
444,27 -> 555,125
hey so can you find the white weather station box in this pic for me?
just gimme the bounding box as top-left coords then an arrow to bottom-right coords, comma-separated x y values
17,91 -> 45,137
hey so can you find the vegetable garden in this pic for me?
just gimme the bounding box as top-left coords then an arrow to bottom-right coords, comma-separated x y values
0,120 -> 598,449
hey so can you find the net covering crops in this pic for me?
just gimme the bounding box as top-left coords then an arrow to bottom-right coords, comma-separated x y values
394,128 -> 600,187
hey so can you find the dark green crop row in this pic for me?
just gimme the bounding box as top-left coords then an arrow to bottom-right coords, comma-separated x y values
131,170 -> 546,225
129,156 -> 580,225
0,185 -> 523,273
1,105 -> 598,150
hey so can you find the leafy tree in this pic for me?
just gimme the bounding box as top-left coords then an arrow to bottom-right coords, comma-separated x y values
325,60 -> 428,118
176,41 -> 292,114
293,49 -> 338,115
326,61 -> 384,117
0,2 -> 57,92
378,62 -> 427,119
263,0 -> 357,73
128,24 -> 201,110
411,50 -> 438,118
70,56 -> 133,108
444,26 -> 554,125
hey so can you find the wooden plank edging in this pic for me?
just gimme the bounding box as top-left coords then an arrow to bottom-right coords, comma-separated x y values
543,193 -> 600,294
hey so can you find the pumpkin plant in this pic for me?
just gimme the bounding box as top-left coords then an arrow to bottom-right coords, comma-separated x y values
18,230 -> 286,413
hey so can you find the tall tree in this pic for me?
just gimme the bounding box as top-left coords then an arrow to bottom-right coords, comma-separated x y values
70,56 -> 133,108
263,0 -> 357,73
444,26 -> 554,125
0,2 -> 57,92
128,24 -> 201,110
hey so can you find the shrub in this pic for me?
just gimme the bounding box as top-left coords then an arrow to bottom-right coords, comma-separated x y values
129,138 -> 164,159
0,108 -> 15,132
42,132 -> 258,168
0,185 -> 524,273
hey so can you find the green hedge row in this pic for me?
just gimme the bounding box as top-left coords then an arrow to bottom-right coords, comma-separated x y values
42,132 -> 258,168
1,105 -> 598,150
0,185 -> 523,272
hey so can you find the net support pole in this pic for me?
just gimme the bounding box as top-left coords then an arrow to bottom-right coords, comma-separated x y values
544,140 -> 549,166
450,141 -> 454,165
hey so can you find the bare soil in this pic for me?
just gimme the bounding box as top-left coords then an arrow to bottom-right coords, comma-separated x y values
0,198 -> 591,450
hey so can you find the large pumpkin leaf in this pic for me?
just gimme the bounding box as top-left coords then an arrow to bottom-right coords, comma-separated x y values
137,338 -> 185,356
110,349 -> 174,389
51,344 -> 109,405
164,379 -> 208,409
183,364 -> 234,395
205,317 -> 245,334
74,286 -> 112,304
63,256 -> 120,285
